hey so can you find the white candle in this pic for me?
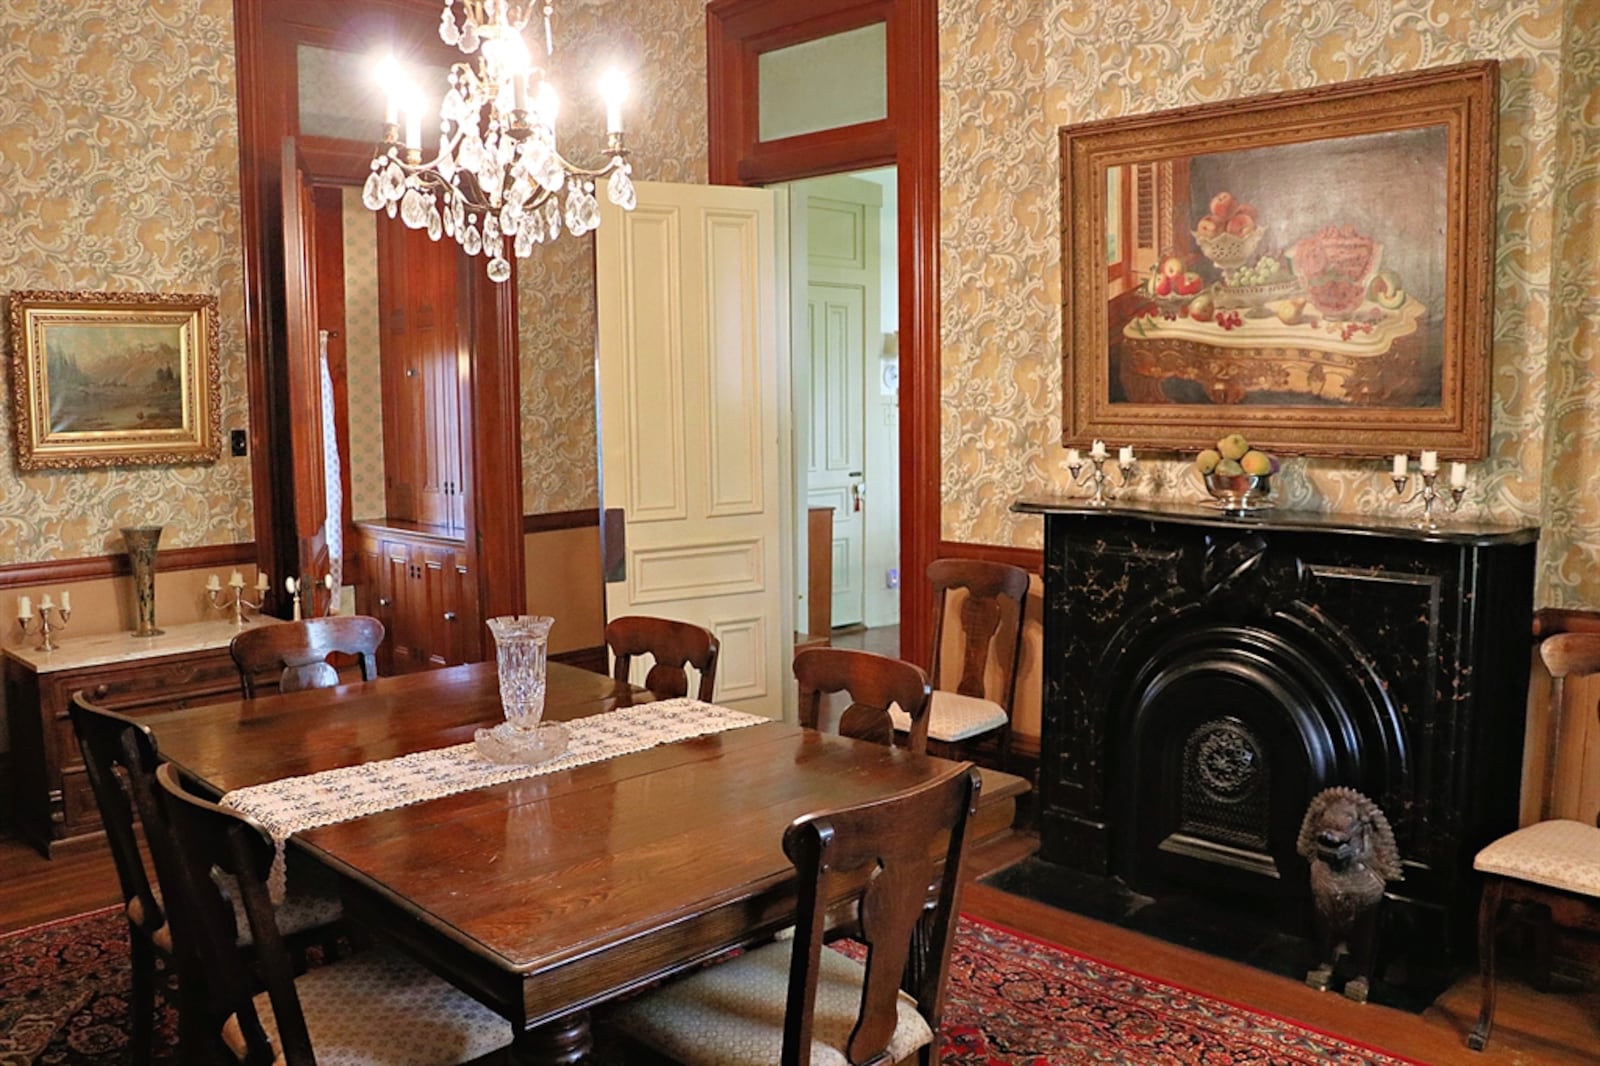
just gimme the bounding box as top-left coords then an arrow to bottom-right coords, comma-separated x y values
18,595 -> 31,620
1420,450 -> 1439,474
1450,461 -> 1467,489
229,569 -> 245,589
1090,439 -> 1108,461
257,572 -> 271,593
59,590 -> 70,612
1392,453 -> 1407,478
1066,448 -> 1080,467
207,573 -> 222,592
405,106 -> 422,151
39,594 -> 53,612
1119,445 -> 1135,466
599,68 -> 627,134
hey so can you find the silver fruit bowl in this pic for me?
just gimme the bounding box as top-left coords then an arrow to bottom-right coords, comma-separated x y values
1203,472 -> 1273,513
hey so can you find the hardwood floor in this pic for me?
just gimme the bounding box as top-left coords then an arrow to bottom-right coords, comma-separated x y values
5,827 -> 1595,1063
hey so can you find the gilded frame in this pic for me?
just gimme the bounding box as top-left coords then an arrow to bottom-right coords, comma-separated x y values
1061,61 -> 1498,457
10,290 -> 222,470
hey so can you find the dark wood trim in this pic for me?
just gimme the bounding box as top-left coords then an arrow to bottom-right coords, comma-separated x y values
935,540 -> 1043,576
1533,607 -> 1600,639
705,0 -> 940,669
523,510 -> 602,535
463,265 -> 526,638
895,0 -> 940,670
0,544 -> 260,588
550,645 -> 609,675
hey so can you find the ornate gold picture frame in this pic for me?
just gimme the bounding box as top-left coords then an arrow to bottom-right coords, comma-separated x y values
1060,61 -> 1498,457
10,290 -> 222,470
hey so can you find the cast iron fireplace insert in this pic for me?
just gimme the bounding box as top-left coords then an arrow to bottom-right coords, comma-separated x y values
1015,498 -> 1538,985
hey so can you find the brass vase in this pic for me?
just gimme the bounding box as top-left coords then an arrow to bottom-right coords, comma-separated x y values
121,525 -> 164,637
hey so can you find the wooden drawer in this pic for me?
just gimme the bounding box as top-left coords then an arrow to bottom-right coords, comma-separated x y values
42,653 -> 242,714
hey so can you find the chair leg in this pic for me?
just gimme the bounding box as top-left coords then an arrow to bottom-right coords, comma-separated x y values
1467,877 -> 1506,1051
129,928 -> 155,1065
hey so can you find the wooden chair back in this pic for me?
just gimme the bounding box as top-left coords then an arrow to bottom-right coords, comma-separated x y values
152,761 -> 314,1065
927,557 -> 1028,712
68,694 -> 171,955
230,615 -> 385,697
793,646 -> 932,754
782,761 -> 982,1066
1538,632 -> 1600,820
605,615 -> 720,701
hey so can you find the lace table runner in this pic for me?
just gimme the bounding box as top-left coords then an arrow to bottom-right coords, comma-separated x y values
222,698 -> 767,899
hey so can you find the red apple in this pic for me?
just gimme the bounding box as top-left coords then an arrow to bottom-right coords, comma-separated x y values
1209,191 -> 1236,220
1226,212 -> 1256,237
1176,271 -> 1203,296
1195,215 -> 1220,238
1154,275 -> 1173,296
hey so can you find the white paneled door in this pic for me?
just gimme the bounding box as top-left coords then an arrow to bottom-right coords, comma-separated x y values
597,182 -> 790,719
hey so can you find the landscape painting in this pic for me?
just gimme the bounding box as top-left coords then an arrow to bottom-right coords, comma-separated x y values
10,291 -> 221,469
1060,62 -> 1498,457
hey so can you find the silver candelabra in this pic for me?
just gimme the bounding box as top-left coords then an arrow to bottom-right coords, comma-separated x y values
1067,450 -> 1138,507
1392,469 -> 1465,531
208,572 -> 271,626
17,599 -> 70,652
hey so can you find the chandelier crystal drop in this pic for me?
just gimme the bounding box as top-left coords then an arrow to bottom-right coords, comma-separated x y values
363,0 -> 636,281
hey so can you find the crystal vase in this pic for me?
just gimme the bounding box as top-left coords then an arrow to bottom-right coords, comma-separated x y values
121,525 -> 164,638
474,615 -> 569,764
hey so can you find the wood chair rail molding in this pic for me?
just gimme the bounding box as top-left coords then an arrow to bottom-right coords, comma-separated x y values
0,544 -> 259,590
707,0 -> 941,668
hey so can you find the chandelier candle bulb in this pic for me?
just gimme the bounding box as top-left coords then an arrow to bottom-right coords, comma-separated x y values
1420,450 -> 1439,474
601,68 -> 626,133
1451,462 -> 1468,489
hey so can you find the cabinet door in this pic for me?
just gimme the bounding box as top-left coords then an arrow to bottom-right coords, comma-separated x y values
382,538 -> 426,673
418,543 -> 470,668
353,528 -> 396,674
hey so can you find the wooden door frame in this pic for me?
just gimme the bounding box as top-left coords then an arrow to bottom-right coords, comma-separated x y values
232,0 -> 523,637
707,0 -> 940,665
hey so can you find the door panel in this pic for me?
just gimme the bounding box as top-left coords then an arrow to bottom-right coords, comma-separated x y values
806,280 -> 866,626
281,137 -> 329,596
598,182 -> 789,719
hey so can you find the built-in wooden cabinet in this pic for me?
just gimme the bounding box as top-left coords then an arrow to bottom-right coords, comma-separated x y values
355,521 -> 473,674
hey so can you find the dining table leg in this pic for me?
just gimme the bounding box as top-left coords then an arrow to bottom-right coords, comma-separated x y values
511,1010 -> 594,1065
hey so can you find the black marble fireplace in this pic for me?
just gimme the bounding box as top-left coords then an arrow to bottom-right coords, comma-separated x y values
1014,498 -> 1538,976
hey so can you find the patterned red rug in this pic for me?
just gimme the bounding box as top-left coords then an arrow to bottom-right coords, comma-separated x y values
1,907 -> 1419,1064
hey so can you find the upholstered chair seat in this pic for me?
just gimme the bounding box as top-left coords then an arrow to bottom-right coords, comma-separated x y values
253,945 -> 512,1066
607,939 -> 932,1066
891,690 -> 1008,744
1474,819 -> 1600,895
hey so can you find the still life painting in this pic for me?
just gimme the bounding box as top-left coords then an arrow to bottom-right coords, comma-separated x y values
10,290 -> 222,470
1061,62 -> 1497,456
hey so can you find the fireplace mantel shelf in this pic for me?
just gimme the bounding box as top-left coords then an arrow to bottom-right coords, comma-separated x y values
1013,495 -> 1538,547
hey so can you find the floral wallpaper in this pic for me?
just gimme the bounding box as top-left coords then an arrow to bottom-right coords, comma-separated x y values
516,0 -> 710,514
938,0 -> 1600,606
0,0 -> 251,564
341,189 -> 386,521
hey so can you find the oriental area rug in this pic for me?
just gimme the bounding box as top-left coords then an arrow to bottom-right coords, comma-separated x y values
1,907 -> 1420,1065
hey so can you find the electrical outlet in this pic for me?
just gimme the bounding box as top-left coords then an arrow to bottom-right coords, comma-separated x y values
886,568 -> 899,589
230,429 -> 248,457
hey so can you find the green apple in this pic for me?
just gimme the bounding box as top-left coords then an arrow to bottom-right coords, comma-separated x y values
1195,448 -> 1222,474
1215,458 -> 1245,477
1240,449 -> 1273,476
1369,269 -> 1406,310
1216,433 -> 1250,461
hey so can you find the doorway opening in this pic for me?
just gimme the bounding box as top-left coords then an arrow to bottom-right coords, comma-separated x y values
784,167 -> 902,652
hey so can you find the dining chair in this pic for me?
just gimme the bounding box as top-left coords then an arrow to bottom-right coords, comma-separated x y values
604,760 -> 982,1066
889,559 -> 1029,769
794,646 -> 933,754
229,614 -> 385,697
69,694 -> 343,1061
1468,631 -> 1600,1051
605,615 -> 720,701
150,761 -> 513,1065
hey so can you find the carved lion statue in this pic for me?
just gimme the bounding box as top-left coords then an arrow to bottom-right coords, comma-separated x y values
1296,786 -> 1404,1002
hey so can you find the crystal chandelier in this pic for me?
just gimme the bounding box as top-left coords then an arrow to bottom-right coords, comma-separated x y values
362,0 -> 637,282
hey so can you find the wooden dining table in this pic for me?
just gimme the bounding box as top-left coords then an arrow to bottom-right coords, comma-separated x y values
143,660 -> 959,1064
